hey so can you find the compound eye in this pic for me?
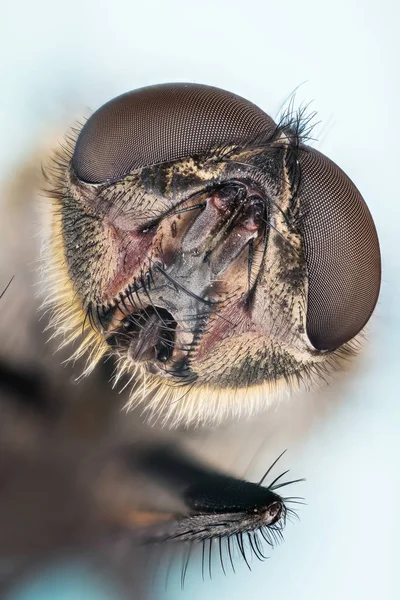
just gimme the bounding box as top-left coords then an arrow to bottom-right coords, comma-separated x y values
299,148 -> 381,351
71,83 -> 276,184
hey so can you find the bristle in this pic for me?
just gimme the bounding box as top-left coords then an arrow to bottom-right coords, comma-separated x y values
277,90 -> 320,147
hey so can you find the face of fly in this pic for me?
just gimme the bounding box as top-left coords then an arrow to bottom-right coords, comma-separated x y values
57,144 -> 315,377
44,84 -> 380,425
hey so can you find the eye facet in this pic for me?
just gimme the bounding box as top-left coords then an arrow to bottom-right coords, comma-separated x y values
72,82 -> 276,183
298,147 -> 381,350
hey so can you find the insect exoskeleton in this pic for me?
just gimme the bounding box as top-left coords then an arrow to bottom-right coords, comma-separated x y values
42,83 -> 381,426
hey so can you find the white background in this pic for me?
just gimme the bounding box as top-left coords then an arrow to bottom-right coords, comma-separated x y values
1,1 -> 399,599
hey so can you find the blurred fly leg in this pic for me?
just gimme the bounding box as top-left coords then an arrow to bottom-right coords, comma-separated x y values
98,444 -> 292,547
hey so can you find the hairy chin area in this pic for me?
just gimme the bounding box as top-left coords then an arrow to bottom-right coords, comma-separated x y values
123,369 -> 306,428
115,341 -> 357,428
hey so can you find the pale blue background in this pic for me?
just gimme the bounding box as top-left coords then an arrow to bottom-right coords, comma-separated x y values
5,563 -> 122,600
1,1 -> 399,598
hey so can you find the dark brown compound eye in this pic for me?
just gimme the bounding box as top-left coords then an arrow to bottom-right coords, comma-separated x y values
72,82 -> 276,183
299,147 -> 381,351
